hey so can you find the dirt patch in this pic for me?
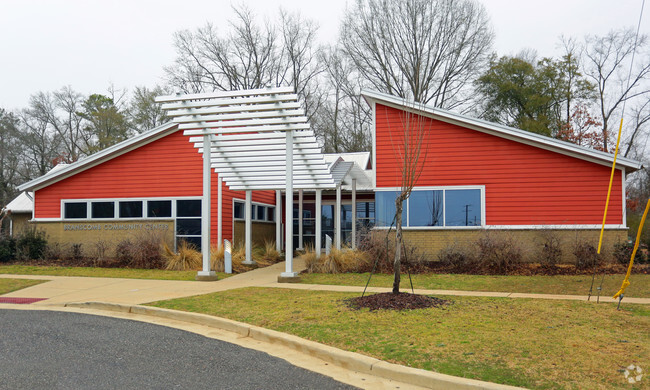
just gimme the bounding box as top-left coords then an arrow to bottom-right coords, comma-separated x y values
344,292 -> 451,311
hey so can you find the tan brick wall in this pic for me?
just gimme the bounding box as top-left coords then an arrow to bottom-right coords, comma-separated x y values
376,228 -> 628,263
233,221 -> 276,247
9,213 -> 32,237
31,220 -> 175,249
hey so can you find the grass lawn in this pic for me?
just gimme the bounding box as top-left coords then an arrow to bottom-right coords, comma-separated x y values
300,273 -> 650,298
150,287 -> 650,390
0,278 -> 46,295
0,265 -> 232,281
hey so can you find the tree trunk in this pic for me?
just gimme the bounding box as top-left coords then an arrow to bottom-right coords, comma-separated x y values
393,197 -> 403,294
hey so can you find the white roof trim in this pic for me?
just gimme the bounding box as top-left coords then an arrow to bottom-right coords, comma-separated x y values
18,122 -> 178,192
6,192 -> 34,213
362,90 -> 642,171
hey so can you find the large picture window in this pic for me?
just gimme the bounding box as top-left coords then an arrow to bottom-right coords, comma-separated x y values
375,187 -> 483,228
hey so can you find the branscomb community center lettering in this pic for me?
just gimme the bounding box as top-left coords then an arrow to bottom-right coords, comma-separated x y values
63,223 -> 169,231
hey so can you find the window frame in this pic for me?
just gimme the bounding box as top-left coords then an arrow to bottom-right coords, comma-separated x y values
374,185 -> 485,229
232,199 -> 276,223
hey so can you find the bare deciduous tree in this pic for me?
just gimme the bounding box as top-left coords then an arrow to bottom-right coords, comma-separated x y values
383,104 -> 429,293
0,109 -> 22,205
340,0 -> 493,109
584,29 -> 650,152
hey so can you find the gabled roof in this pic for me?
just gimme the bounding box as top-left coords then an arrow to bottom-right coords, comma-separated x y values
18,122 -> 178,192
324,153 -> 374,190
323,152 -> 371,170
6,192 -> 33,213
362,90 -> 642,172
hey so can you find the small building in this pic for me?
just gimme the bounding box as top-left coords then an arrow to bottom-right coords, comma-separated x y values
16,88 -> 641,265
4,191 -> 34,237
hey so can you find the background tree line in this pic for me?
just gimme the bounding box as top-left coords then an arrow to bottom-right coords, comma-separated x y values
1,0 -> 649,209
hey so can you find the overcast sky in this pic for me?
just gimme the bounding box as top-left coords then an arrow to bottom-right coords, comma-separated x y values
0,0 -> 647,111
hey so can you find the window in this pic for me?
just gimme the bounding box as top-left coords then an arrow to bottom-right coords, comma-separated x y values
64,202 -> 87,219
148,200 -> 171,218
234,201 -> 245,219
91,202 -> 114,219
177,200 -> 201,217
119,201 -> 143,218
176,199 -> 202,250
409,190 -> 443,227
375,187 -> 483,227
257,205 -> 265,221
267,206 -> 275,222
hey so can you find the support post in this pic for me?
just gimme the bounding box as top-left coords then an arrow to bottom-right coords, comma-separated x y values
197,134 -> 217,281
351,178 -> 357,249
217,175 -> 222,249
275,190 -> 282,252
315,189 -> 322,257
335,184 -> 341,250
280,130 -> 299,281
243,190 -> 255,265
298,189 -> 304,250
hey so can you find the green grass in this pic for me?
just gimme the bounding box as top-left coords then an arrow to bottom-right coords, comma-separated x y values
299,272 -> 650,297
0,278 -> 46,294
0,265 -> 232,281
150,287 -> 650,390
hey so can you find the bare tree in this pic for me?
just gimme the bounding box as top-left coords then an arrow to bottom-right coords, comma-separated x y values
315,46 -> 372,152
584,29 -> 650,152
18,108 -> 62,178
0,109 -> 22,206
382,104 -> 429,293
340,0 -> 493,109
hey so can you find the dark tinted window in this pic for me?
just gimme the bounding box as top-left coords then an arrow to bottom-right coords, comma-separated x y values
257,205 -> 265,220
177,237 -> 201,251
148,200 -> 171,218
91,202 -> 114,219
233,201 -> 244,219
119,201 -> 143,218
176,218 -> 201,235
267,206 -> 275,222
64,202 -> 87,219
375,191 -> 406,227
177,200 -> 201,217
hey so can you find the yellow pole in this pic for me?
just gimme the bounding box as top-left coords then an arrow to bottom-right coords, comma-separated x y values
597,118 -> 624,254
613,198 -> 650,300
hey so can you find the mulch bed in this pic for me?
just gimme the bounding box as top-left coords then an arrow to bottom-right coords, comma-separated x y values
397,261 -> 650,276
344,292 -> 451,311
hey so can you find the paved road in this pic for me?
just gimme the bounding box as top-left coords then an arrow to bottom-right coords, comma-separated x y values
0,310 -> 356,390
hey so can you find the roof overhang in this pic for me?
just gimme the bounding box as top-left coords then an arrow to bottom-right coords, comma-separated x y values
362,90 -> 643,172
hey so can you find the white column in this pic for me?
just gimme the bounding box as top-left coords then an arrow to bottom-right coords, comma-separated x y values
275,190 -> 282,252
315,189 -> 322,257
243,190 -> 254,264
351,178 -> 357,249
217,175 -> 222,249
198,134 -> 216,278
282,130 -> 297,277
335,184 -> 341,250
298,189 -> 304,250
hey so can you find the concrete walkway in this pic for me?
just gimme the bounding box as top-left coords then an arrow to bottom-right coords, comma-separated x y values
1,258 -> 649,305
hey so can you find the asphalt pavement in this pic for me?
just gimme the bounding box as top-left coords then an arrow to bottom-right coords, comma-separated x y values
0,309 -> 357,390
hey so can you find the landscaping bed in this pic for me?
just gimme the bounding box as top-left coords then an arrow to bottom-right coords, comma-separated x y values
149,287 -> 650,390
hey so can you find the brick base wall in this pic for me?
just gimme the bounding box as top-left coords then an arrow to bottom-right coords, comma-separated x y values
375,228 -> 628,264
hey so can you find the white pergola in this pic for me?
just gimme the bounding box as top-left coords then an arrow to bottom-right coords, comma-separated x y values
156,87 -> 336,279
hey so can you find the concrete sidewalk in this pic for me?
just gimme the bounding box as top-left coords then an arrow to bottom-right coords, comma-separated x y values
2,258 -> 649,305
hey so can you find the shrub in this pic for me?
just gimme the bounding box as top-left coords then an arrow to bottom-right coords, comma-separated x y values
612,241 -> 644,266
573,240 -> 600,269
15,227 -> 48,260
44,242 -> 64,261
114,232 -> 165,269
475,232 -> 522,274
163,241 -> 202,271
437,243 -> 475,270
254,240 -> 282,266
357,232 -> 396,273
0,235 -> 16,263
301,246 -> 370,274
67,243 -> 84,262
536,230 -> 562,266
90,240 -> 110,266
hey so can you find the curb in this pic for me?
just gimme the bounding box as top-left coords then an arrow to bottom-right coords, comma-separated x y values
65,301 -> 525,390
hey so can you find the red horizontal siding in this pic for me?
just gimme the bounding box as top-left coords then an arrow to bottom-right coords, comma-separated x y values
34,128 -> 276,244
375,104 -> 623,225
